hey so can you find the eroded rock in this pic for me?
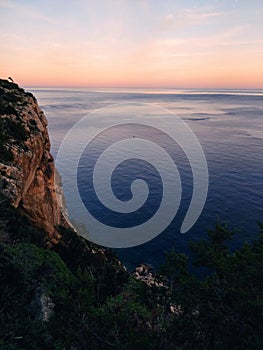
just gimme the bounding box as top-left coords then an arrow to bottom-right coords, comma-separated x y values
0,79 -> 69,242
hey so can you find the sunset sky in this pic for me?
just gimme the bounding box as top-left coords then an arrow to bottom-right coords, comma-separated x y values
0,0 -> 262,88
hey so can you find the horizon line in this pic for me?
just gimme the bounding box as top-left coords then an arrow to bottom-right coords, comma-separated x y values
23,85 -> 263,91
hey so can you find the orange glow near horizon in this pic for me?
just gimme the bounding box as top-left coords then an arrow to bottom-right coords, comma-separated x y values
13,55 -> 263,90
1,0 -> 263,89
9,50 -> 263,89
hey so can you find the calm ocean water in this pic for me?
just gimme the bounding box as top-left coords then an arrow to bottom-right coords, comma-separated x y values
28,88 -> 263,270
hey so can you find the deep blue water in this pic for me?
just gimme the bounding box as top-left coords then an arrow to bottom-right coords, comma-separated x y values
28,88 -> 263,270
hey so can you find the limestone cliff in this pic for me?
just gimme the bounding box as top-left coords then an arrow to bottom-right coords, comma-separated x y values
0,79 -> 68,242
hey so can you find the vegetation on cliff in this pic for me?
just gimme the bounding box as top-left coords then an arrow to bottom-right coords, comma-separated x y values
1,201 -> 263,350
0,79 -> 30,156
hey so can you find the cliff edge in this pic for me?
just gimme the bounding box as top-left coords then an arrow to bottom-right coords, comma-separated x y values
0,79 -> 68,242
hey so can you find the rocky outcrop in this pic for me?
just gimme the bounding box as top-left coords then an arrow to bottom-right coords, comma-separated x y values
30,287 -> 55,322
133,263 -> 167,287
0,79 -> 69,242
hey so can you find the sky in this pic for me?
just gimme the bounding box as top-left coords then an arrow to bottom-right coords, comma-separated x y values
0,0 -> 262,88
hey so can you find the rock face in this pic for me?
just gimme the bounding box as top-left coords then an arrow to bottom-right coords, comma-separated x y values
133,263 -> 167,287
0,79 -> 68,241
30,287 -> 55,322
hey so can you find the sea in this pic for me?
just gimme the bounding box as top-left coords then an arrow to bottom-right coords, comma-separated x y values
28,87 -> 263,271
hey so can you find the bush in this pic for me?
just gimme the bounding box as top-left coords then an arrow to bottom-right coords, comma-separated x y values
160,222 -> 263,349
0,243 -> 74,349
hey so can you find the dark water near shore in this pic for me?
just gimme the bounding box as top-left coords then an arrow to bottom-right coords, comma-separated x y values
28,87 -> 263,270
